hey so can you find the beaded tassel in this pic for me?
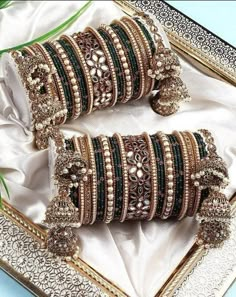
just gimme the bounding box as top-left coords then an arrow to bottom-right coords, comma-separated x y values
43,135 -> 92,260
191,130 -> 231,248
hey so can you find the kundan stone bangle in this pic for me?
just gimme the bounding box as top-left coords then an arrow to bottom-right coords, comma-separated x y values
3,14 -> 191,150
44,128 -> 231,259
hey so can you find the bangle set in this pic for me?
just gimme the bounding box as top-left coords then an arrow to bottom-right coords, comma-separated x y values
44,129 -> 230,260
6,12 -> 231,261
10,14 -> 191,150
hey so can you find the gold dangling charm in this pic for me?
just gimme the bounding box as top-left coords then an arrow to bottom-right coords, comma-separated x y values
196,191 -> 231,248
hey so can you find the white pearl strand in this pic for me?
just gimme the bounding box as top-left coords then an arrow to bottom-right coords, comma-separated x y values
100,24 -> 133,103
100,135 -> 115,223
157,132 -> 175,219
52,41 -> 82,119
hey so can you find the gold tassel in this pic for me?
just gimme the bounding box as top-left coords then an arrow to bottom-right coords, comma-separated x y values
196,191 -> 231,248
192,155 -> 231,248
150,77 -> 191,116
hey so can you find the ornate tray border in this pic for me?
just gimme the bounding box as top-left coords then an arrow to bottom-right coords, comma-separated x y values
114,0 -> 236,86
1,197 -> 235,297
0,201 -> 128,297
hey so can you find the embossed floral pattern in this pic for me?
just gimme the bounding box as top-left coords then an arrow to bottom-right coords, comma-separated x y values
123,136 -> 151,219
0,213 -> 109,296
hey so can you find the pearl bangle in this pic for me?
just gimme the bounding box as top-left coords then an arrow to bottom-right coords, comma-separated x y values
157,132 -> 175,219
100,135 -> 115,223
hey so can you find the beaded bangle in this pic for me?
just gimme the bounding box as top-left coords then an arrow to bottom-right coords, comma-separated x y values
181,131 -> 196,218
85,27 -> 118,109
143,132 -> 158,220
108,136 -> 123,220
174,131 -> 190,220
85,134 -> 97,224
51,40 -> 81,119
115,133 -> 129,222
62,35 -> 93,114
122,17 -> 153,96
100,135 -> 115,223
110,23 -> 139,99
113,20 -> 145,101
99,24 -> 132,103
98,28 -> 124,103
92,137 -> 105,221
78,136 -> 91,225
187,131 -> 201,216
72,136 -> 85,224
43,42 -> 74,119
157,132 -> 175,219
150,134 -> 165,217
168,135 -> 184,217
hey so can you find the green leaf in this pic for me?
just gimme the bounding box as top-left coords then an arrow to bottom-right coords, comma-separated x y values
0,174 -> 10,209
0,0 -> 93,55
0,1 -> 11,9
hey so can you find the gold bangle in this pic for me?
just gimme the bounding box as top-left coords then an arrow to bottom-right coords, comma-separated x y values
61,34 -> 94,115
157,132 -> 175,219
143,132 -> 158,220
51,40 -> 82,119
122,16 -> 153,96
114,20 -> 145,101
73,136 -> 85,224
99,24 -> 132,103
114,133 -> 129,222
85,134 -> 97,225
174,131 -> 190,220
187,131 -> 201,216
99,135 -> 115,223
181,131 -> 196,218
85,27 -> 118,109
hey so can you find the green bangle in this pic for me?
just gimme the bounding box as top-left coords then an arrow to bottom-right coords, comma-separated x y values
109,136 -> 123,220
43,42 -> 73,119
58,39 -> 89,113
168,135 -> 184,217
151,134 -> 165,217
92,137 -> 106,221
134,18 -> 156,56
110,23 -> 140,99
98,28 -> 125,103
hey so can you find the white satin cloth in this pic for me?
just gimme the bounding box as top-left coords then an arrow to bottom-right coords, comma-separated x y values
0,2 -> 236,297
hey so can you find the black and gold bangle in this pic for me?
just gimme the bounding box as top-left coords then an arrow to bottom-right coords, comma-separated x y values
151,134 -> 165,217
99,24 -> 133,103
110,23 -> 139,100
43,42 -> 73,119
108,136 -> 124,220
113,20 -> 145,101
122,16 -> 154,96
62,34 -> 94,115
98,28 -> 125,103
168,134 -> 184,217
51,40 -> 81,120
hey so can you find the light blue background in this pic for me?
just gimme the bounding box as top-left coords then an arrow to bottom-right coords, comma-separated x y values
167,1 -> 236,46
0,1 -> 235,296
0,269 -> 34,297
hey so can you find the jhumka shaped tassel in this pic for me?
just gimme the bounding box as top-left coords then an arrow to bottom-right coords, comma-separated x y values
44,188 -> 80,260
191,130 -> 231,248
44,139 -> 92,260
148,48 -> 191,116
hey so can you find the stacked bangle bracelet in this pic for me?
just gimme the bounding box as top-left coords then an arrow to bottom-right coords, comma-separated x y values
7,13 -> 191,150
44,129 -> 231,260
